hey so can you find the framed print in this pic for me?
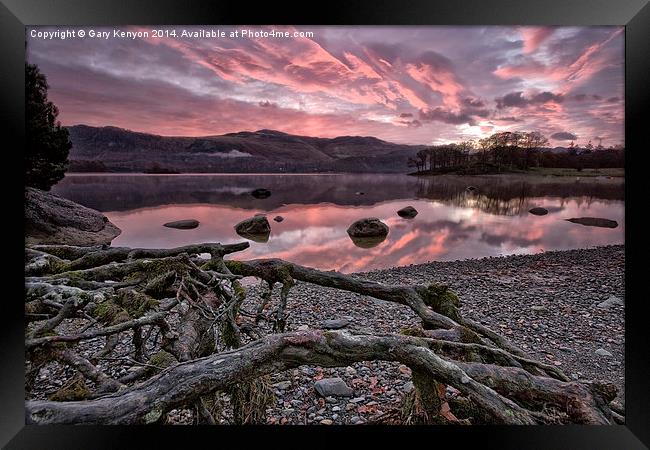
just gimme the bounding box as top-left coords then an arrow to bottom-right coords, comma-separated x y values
2,0 -> 649,448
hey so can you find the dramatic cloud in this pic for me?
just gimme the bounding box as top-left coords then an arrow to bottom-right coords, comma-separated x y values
26,25 -> 624,145
419,108 -> 476,125
551,132 -> 578,141
495,91 -> 564,109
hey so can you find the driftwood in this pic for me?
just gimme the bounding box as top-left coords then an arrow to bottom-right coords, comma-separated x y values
24,241 -> 620,425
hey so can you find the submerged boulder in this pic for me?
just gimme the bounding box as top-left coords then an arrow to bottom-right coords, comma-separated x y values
163,219 -> 199,229
349,235 -> 387,249
397,206 -> 418,218
251,188 -> 271,199
234,215 -> 271,242
347,218 -> 389,248
347,218 -> 389,238
25,187 -> 121,246
565,217 -> 618,228
529,207 -> 549,216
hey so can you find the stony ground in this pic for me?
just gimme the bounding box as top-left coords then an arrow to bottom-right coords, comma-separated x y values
29,245 -> 625,425
249,244 -> 625,425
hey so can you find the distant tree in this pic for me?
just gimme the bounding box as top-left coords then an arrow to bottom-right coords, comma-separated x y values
478,137 -> 492,162
26,63 -> 71,190
416,149 -> 428,172
521,131 -> 548,169
584,140 -> 594,153
407,157 -> 419,173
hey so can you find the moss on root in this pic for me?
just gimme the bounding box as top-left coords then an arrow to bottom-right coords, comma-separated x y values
400,327 -> 427,337
118,290 -> 159,318
147,350 -> 177,372
143,270 -> 176,298
400,369 -> 448,425
93,289 -> 159,325
223,260 -> 244,275
229,376 -> 275,425
93,300 -> 130,325
48,374 -> 90,402
418,283 -> 462,322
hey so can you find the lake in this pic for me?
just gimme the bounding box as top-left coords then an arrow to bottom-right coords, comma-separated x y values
52,173 -> 625,273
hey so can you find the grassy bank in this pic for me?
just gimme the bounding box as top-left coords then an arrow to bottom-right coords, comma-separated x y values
523,167 -> 624,177
411,166 -> 624,177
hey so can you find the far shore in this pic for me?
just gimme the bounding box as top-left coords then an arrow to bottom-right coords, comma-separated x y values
64,168 -> 625,178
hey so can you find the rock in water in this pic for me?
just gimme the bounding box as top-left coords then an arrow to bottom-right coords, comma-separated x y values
347,218 -> 389,248
234,215 -> 271,242
347,218 -> 389,238
314,377 -> 353,397
529,207 -> 548,216
322,319 -> 350,329
349,235 -> 387,248
273,216 -> 284,223
251,188 -> 271,199
565,217 -> 618,228
163,219 -> 199,229
397,206 -> 418,218
25,187 -> 121,246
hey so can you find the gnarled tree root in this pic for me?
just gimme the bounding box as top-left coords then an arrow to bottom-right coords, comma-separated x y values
26,330 -> 613,425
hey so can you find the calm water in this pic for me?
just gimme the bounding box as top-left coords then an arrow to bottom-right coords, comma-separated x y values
52,173 -> 624,273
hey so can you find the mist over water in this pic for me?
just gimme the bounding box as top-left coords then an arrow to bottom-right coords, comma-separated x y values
53,173 -> 624,273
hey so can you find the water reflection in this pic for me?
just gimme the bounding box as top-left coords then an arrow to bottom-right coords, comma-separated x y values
349,235 -> 389,249
52,174 -> 624,272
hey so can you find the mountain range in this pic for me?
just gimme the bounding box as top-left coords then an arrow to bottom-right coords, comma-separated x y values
66,125 -> 426,173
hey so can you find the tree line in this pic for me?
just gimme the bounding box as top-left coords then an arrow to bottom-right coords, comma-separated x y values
409,131 -> 624,174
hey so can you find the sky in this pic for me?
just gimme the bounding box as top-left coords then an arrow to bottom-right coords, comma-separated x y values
26,25 -> 624,146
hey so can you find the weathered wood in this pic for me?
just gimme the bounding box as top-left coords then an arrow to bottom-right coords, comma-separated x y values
26,330 -> 545,425
24,242 -> 617,426
30,242 -> 250,274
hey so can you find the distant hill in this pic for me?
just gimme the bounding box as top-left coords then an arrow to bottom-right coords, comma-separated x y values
66,125 -> 426,173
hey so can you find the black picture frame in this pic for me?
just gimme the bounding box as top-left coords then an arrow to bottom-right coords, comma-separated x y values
2,0 -> 648,448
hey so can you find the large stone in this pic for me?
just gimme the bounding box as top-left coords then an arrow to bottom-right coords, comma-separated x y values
595,348 -> 613,357
349,235 -> 387,249
565,217 -> 618,228
529,207 -> 548,216
597,295 -> 624,309
397,206 -> 418,218
314,377 -> 353,397
234,215 -> 271,242
251,188 -> 271,199
163,219 -> 199,229
346,218 -> 389,238
322,319 -> 350,330
25,187 -> 121,246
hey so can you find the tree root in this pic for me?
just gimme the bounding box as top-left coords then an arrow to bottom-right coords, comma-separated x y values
24,242 -> 619,426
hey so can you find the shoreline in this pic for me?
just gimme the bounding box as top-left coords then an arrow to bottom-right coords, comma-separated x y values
63,170 -> 625,178
351,243 -> 625,275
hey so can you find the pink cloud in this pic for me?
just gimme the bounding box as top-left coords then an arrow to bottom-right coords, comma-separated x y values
519,27 -> 554,54
26,25 -> 624,145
